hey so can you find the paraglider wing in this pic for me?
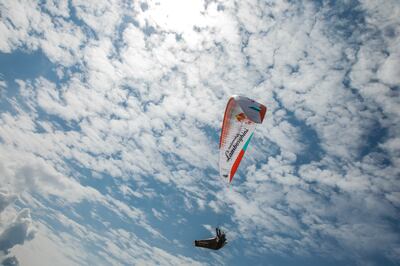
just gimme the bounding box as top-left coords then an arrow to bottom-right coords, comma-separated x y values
219,95 -> 266,183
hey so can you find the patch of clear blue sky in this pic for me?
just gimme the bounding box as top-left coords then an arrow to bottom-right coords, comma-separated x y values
0,50 -> 58,102
0,50 -> 83,132
0,50 -> 58,83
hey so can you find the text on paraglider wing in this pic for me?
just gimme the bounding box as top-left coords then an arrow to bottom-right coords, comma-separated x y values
225,128 -> 248,161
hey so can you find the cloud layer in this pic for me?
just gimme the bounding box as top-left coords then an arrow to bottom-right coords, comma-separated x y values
0,0 -> 399,265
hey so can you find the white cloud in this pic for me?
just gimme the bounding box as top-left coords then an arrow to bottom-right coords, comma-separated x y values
12,222 -> 89,266
377,53 -> 400,86
72,0 -> 123,38
0,209 -> 35,252
0,146 -> 103,204
0,0 -> 86,65
43,0 -> 70,18
0,192 -> 17,214
0,207 -> 35,266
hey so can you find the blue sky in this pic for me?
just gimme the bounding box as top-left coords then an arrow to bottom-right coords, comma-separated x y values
0,0 -> 399,265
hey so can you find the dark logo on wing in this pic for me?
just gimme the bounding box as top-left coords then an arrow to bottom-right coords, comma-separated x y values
225,128 -> 248,161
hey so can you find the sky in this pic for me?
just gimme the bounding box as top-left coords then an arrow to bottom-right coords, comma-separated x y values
0,0 -> 399,265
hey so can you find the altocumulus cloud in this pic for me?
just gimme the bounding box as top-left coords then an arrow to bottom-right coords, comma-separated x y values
0,0 -> 399,265
0,192 -> 35,266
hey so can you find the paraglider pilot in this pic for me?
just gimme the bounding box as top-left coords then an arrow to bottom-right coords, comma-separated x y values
194,227 -> 227,250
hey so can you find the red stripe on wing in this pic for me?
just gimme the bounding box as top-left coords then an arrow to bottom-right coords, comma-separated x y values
259,105 -> 267,123
229,149 -> 245,182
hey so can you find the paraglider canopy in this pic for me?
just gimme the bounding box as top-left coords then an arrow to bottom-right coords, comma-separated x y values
219,95 -> 267,183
